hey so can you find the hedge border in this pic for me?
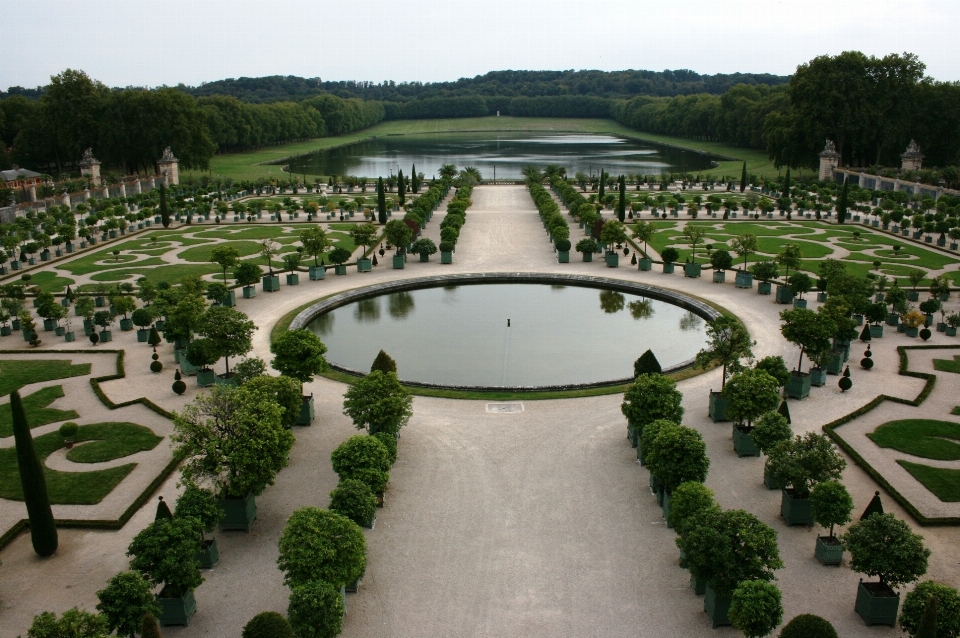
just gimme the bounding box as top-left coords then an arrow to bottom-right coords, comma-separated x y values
822,344 -> 960,526
0,348 -> 178,550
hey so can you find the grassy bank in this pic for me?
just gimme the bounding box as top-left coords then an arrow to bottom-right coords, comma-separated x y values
188,117 -> 784,183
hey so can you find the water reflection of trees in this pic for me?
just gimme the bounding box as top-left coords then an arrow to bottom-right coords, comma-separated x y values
679,311 -> 702,331
628,299 -> 654,320
355,298 -> 381,323
389,291 -> 415,318
311,312 -> 335,335
599,290 -> 625,314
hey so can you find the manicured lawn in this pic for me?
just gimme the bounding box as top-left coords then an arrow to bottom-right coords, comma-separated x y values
25,271 -> 76,293
0,422 -> 161,504
0,359 -> 91,396
177,240 -> 266,262
86,263 -> 222,286
868,419 -> 960,461
0,385 -> 78,437
193,226 -> 294,240
898,461 -> 960,502
933,356 -> 960,373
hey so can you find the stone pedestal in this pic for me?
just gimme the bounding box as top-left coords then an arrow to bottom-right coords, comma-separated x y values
901,140 -> 923,172
79,148 -> 102,186
158,146 -> 180,185
818,140 -> 840,181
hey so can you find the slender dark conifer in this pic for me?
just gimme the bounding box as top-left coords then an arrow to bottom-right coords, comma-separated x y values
740,162 -> 747,193
397,170 -> 406,206
12,390 -> 58,556
159,184 -> 170,228
617,175 -> 626,222
377,177 -> 387,224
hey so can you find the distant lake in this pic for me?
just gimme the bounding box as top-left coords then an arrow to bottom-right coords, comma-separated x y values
281,132 -> 717,180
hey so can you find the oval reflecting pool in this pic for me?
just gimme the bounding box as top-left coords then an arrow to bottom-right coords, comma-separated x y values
305,283 -> 709,388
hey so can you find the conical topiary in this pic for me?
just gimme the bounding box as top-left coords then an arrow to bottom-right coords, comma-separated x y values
859,324 -> 871,342
155,496 -> 173,520
11,390 -> 58,556
839,367 -> 852,392
147,326 -> 161,347
370,350 -> 397,375
917,594 -> 939,638
777,399 -> 791,424
633,349 -> 662,377
141,612 -> 162,638
861,490 -> 884,520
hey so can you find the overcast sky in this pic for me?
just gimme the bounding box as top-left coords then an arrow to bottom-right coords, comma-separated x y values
5,0 -> 959,89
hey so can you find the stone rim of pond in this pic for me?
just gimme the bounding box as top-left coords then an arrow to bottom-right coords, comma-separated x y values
289,272 -> 722,392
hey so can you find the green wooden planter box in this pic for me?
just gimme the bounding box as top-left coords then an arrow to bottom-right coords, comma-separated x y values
810,367 -> 827,387
709,391 -> 729,422
309,266 -> 326,280
661,489 -> 672,525
793,298 -> 808,309
261,275 -> 280,292
557,250 -> 569,263
733,425 -> 761,457
785,371 -> 811,399
197,369 -> 216,387
638,257 -> 652,270
218,492 -> 257,532
908,290 -> 920,301
222,290 -> 236,307
137,329 -> 149,343
99,330 -> 112,343
775,285 -> 795,304
948,327 -> 958,337
582,252 -> 594,263
296,395 -> 315,426
704,583 -> 732,628
690,572 -> 706,596
781,489 -> 813,526
419,253 -> 430,262
869,324 -> 883,338
64,331 -> 75,342
179,355 -> 199,376
683,262 -> 702,278
198,538 -> 219,569
357,258 -> 372,272
54,326 -> 65,336
242,285 -> 256,298
906,326 -> 919,337
335,264 -> 348,275
285,273 -> 299,286
605,252 -> 619,268
712,270 -> 725,283
393,254 -> 405,269
119,318 -> 133,331
764,465 -> 782,490
157,588 -> 197,627
441,251 -> 453,264
818,292 -> 828,302
43,318 -> 56,331
855,581 -> 900,627
757,281 -> 772,295
815,535 -> 844,566
662,262 -> 675,274
214,374 -> 238,387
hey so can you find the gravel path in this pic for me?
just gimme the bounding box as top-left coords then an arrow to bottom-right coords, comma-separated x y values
1,186 -> 959,637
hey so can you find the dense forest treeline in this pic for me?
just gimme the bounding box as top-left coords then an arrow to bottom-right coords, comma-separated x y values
1,54 -> 958,180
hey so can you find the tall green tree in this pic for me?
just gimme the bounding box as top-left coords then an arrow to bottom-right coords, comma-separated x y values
740,162 -> 747,193
397,169 -> 406,206
159,184 -> 170,228
617,175 -> 626,222
836,177 -> 850,224
598,169 -> 605,200
694,315 -> 754,389
11,390 -> 58,556
411,163 -> 420,193
377,176 -> 387,224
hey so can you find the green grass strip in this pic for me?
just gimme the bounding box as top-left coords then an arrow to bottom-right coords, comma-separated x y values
898,461 -> 960,502
0,359 -> 91,396
0,385 -> 78,437
868,419 -> 960,461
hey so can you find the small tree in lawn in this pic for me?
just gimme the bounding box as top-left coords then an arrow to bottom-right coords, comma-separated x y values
777,243 -> 803,280
277,507 -> 366,588
810,479 -> 853,544
198,306 -> 255,377
682,224 -> 706,263
730,233 -> 757,271
96,571 -> 160,638
210,245 -> 240,284
899,581 -> 960,638
300,226 -> 331,267
621,373 -> 685,441
780,308 -> 836,372
694,315 -> 754,390
723,369 -> 781,429
842,513 -> 930,596
730,580 -> 783,638
342,370 -> 412,436
385,219 -> 412,254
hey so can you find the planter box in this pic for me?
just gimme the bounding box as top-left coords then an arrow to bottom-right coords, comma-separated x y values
261,275 -> 280,292
357,258 -> 372,272
441,251 -> 453,264
869,324 -> 884,338
285,273 -> 299,286
64,331 -> 75,342
712,270 -> 725,283
853,314 -> 864,326
906,326 -> 919,337
775,285 -> 795,304
296,395 -> 315,426
907,291 -> 920,302
605,252 -> 619,268
638,256 -> 652,271
810,367 -> 827,387
815,535 -> 844,566
197,369 -> 216,387
221,290 -> 236,307
709,391 -> 729,423
817,292 -> 828,302
309,265 -> 326,280
582,252 -> 594,263
785,371 -> 811,399
137,329 -> 149,343
661,489 -> 672,525
690,572 -> 707,596
886,313 -> 899,326
335,264 -> 348,275
948,326 -> 958,337
157,588 -> 197,627
734,271 -> 753,289
662,262 -> 675,274
683,262 -> 702,278
757,281 -> 772,295
855,581 -> 900,627
793,298 -> 808,309
43,318 -> 56,332
218,492 -> 257,532
393,254 -> 405,269
781,489 -> 813,526
704,583 -> 732,628
557,250 -> 569,263
214,374 -> 238,387
242,285 -> 256,299
54,326 -> 65,336
733,425 -> 761,457
119,318 -> 133,331
418,253 -> 430,262
198,538 -> 219,569
99,330 -> 112,343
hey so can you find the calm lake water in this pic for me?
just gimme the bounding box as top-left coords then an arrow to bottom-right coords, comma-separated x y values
306,283 -> 707,388
283,132 -> 717,180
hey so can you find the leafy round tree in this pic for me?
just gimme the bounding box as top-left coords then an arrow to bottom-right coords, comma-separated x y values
731,233 -> 758,271
127,517 -> 203,597
384,219 -> 413,252
730,580 -> 783,638
329,478 -> 377,528
711,249 -> 733,271
810,480 -> 853,539
695,315 -> 754,389
141,613 -> 161,638
780,308 -> 836,372
174,481 -> 223,542
842,513 -> 930,590
331,435 -> 391,492
621,373 -> 684,433
755,356 -> 790,388
173,384 -> 293,497
25,608 -> 109,638
270,329 -> 328,384
723,369 -> 781,428
328,246 -> 352,265
646,424 -> 710,492
342,370 -> 413,436
277,507 -> 366,588
242,611 -> 295,638
779,614 -> 838,638
244,375 -> 303,429
766,433 -> 845,498
288,580 -> 344,638
667,481 -> 719,537
373,431 -> 398,465
234,262 -> 262,288
198,305 -> 255,377
210,245 -> 240,283
751,412 -> 792,455
661,247 -> 679,264
638,418 -> 676,466
95,571 -> 161,638
899,581 -> 960,638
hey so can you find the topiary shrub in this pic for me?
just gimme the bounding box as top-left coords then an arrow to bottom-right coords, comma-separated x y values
667,481 -> 719,537
633,349 -> 662,377
288,580 -> 344,638
920,327 -> 932,341
372,431 -> 398,465
328,479 -> 377,528
242,611 -> 294,638
899,580 -> 960,638
729,580 -> 783,638
140,613 -> 161,638
646,423 -> 710,492
661,247 -> 679,264
277,507 -> 366,588
58,421 -> 79,441
555,238 -> 571,252
751,412 -> 792,456
778,614 -> 838,638
370,349 -> 397,375
172,370 -> 186,395
150,360 -> 163,373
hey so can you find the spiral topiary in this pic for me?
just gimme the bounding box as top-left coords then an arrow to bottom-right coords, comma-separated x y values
172,370 -> 186,395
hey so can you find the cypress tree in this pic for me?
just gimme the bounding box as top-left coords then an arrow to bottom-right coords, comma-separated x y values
377,177 -> 387,225
159,184 -> 170,228
411,163 -> 419,193
783,167 -> 791,198
371,349 -> 398,375
617,175 -> 626,222
740,162 -> 747,193
777,399 -> 791,424
11,390 -> 58,556
633,350 -> 662,377
598,170 -> 605,200
836,177 -> 850,224
397,170 -> 406,206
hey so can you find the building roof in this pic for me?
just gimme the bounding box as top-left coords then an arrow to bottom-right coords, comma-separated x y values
0,168 -> 41,182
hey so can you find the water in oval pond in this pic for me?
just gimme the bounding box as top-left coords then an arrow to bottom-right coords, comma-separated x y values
283,132 -> 717,180
306,284 -> 707,388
